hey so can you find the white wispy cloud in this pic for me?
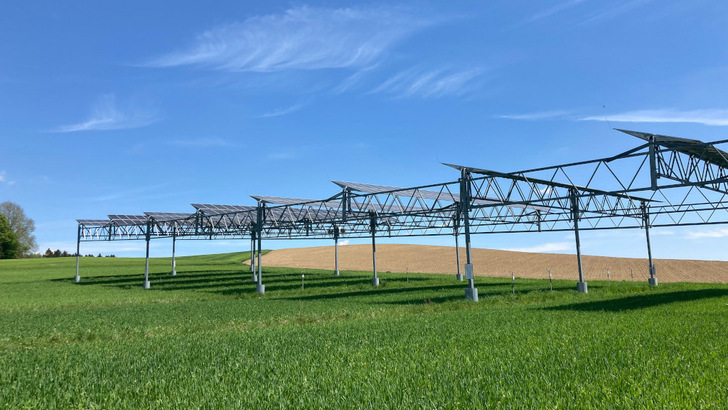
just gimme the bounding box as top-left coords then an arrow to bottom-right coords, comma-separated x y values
267,151 -> 298,161
371,66 -> 483,99
147,6 -> 434,73
54,94 -> 159,132
259,101 -> 308,118
339,239 -> 350,246
506,241 -> 573,253
581,109 -> 728,126
579,0 -> 653,25
497,110 -> 571,121
89,184 -> 168,202
521,0 -> 586,24
333,64 -> 381,94
170,137 -> 238,147
0,171 -> 14,185
686,228 -> 728,239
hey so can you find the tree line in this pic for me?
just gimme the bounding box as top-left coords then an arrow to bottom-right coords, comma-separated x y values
41,249 -> 116,258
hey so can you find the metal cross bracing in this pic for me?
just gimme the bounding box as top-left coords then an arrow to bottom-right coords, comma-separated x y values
462,129 -> 728,230
74,129 -> 728,299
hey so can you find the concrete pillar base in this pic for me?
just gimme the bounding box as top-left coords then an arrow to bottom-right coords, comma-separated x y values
372,277 -> 379,286
252,274 -> 258,282
335,270 -> 340,276
456,273 -> 463,281
465,287 -> 479,302
648,277 -> 658,287
577,281 -> 588,293
74,275 -> 80,283
256,283 -> 265,294
171,269 -> 176,276
143,280 -> 151,289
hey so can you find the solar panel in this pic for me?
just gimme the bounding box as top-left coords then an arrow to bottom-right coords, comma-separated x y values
251,195 -> 341,208
108,215 -> 148,226
617,129 -> 728,169
144,212 -> 196,221
191,203 -> 257,215
332,180 -> 460,202
77,219 -> 110,226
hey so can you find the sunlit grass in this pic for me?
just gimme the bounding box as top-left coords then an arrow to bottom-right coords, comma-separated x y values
1,253 -> 726,407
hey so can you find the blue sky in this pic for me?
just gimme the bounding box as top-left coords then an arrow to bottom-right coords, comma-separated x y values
2,1 -> 728,260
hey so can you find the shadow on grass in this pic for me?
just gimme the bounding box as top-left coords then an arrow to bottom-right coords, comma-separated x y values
277,282 -> 518,302
54,266 -> 580,302
373,294 -> 469,305
545,288 -> 728,312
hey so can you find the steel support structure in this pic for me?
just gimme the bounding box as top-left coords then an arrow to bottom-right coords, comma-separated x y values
461,169 -> 478,301
76,129 -> 728,300
74,225 -> 81,283
642,202 -> 657,286
570,189 -> 587,293
171,226 -> 177,276
454,229 -> 462,281
370,213 -> 379,286
143,221 -> 151,289
256,204 -> 265,294
251,232 -> 257,281
333,224 -> 340,276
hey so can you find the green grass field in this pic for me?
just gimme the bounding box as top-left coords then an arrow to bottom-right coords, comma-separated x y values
1,252 -> 727,408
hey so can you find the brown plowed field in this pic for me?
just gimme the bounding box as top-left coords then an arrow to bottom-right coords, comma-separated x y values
256,244 -> 728,283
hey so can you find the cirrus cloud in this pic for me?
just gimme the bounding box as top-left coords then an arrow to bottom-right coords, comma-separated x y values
582,109 -> 728,127
54,94 -> 160,133
147,6 -> 437,73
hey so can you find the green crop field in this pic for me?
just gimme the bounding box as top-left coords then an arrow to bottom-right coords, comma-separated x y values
1,252 -> 727,408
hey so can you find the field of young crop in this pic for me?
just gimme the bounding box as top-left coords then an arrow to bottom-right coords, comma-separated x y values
1,252 -> 727,408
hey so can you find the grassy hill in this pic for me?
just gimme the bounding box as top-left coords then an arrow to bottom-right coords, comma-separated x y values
1,253 -> 727,407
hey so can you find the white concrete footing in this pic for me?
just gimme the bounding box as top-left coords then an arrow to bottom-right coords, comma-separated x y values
577,281 -> 588,293
465,287 -> 478,301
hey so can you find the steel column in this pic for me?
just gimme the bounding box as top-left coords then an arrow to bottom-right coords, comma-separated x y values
171,226 -> 177,276
648,137 -> 658,190
461,170 -> 478,301
643,202 -> 658,286
454,229 -> 462,281
251,232 -> 257,281
334,236 -> 340,276
256,204 -> 265,294
571,189 -> 587,293
143,222 -> 151,289
370,214 -> 379,286
74,225 -> 81,283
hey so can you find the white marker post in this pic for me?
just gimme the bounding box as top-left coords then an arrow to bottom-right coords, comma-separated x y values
548,268 -> 552,292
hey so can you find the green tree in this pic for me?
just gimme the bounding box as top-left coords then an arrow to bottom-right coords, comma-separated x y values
0,201 -> 37,256
0,214 -> 21,259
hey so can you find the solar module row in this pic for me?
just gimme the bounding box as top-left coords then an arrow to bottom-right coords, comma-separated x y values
618,129 -> 728,169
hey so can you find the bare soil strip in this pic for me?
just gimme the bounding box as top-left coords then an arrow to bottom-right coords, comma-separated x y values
256,244 -> 728,283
